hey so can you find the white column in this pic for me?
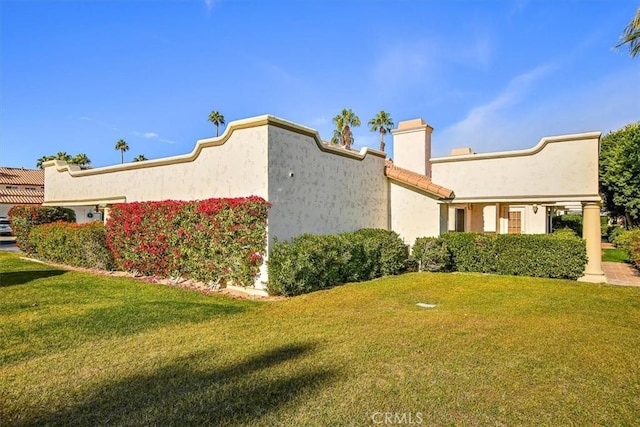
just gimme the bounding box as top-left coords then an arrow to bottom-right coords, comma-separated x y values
578,202 -> 606,283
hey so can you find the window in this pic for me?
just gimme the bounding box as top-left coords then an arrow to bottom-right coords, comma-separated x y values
25,187 -> 37,191
5,186 -> 18,190
455,208 -> 466,232
508,211 -> 522,234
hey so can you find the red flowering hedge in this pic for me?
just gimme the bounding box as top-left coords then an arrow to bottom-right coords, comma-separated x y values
8,206 -> 76,254
105,197 -> 269,287
28,221 -> 114,270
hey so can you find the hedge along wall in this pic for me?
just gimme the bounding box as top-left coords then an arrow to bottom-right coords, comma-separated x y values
267,229 -> 408,296
494,234 -> 586,280
8,206 -> 76,254
413,232 -> 587,280
28,222 -> 115,270
105,197 -> 270,287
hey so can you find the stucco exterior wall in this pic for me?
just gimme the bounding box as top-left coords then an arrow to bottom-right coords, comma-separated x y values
431,132 -> 601,203
0,205 -> 13,217
44,123 -> 269,206
267,124 -> 388,245
389,181 -> 443,247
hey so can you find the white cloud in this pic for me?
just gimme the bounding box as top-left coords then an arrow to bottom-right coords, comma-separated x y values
435,64 -> 553,153
371,36 -> 493,96
143,132 -> 158,139
434,65 -> 640,156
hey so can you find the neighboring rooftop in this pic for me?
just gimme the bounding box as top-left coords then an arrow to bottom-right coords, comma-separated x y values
0,167 -> 44,186
0,188 -> 44,205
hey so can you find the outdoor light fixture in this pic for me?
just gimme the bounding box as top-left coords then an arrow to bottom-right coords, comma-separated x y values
532,204 -> 539,214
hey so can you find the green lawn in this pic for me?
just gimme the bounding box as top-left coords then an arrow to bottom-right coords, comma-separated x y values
2,252 -> 640,426
603,248 -> 630,263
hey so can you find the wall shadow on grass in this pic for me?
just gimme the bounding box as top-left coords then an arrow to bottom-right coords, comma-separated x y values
25,342 -> 337,426
2,300 -> 249,365
0,269 -> 67,287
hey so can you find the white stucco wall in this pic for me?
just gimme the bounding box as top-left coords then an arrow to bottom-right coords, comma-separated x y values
44,122 -> 269,206
266,123 -> 388,245
389,181 -> 443,248
391,121 -> 432,176
431,132 -> 601,203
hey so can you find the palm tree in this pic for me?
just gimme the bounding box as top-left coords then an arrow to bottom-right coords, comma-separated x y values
330,115 -> 344,145
72,153 -> 91,168
132,154 -> 148,162
616,7 -> 640,57
36,155 -> 56,169
115,139 -> 129,164
368,111 -> 394,152
55,152 -> 72,162
333,108 -> 361,150
208,111 -> 226,137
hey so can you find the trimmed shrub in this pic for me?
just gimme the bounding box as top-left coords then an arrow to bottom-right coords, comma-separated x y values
412,237 -> 451,272
608,226 -> 626,243
28,222 -> 114,270
413,232 -> 587,280
552,214 -> 583,236
352,229 -> 408,278
267,234 -> 346,296
440,232 -> 496,273
267,229 -> 409,296
8,206 -> 76,254
552,227 -> 579,238
106,197 -> 269,287
495,234 -> 586,280
613,228 -> 640,268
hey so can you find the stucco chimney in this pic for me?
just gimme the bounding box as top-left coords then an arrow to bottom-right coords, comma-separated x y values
391,118 -> 433,177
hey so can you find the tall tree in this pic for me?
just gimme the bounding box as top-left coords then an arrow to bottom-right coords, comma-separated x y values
132,154 -> 148,162
115,139 -> 129,164
208,111 -> 226,137
600,122 -> 640,227
616,7 -> 640,57
368,111 -> 394,152
72,153 -> 91,168
333,108 -> 361,150
331,115 -> 344,145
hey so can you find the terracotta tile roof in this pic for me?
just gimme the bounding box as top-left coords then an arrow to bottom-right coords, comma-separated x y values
384,160 -> 454,199
0,167 -> 44,186
0,188 -> 44,205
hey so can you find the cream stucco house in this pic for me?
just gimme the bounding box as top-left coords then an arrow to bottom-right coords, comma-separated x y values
43,115 -> 605,292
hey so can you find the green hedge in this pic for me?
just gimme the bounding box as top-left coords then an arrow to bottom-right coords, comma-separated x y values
552,214 -> 583,236
440,232 -> 497,273
267,229 -> 408,296
613,228 -> 640,268
8,206 -> 76,254
413,232 -> 587,280
495,234 -> 586,280
28,222 -> 115,270
412,237 -> 451,272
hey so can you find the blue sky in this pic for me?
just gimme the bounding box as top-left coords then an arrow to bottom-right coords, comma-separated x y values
1,0 -> 639,168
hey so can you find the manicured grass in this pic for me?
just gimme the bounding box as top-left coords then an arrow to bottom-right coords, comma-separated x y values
1,252 -> 640,425
603,248 -> 630,263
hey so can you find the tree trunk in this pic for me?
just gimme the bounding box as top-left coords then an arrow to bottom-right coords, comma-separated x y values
379,128 -> 385,151
343,125 -> 351,150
